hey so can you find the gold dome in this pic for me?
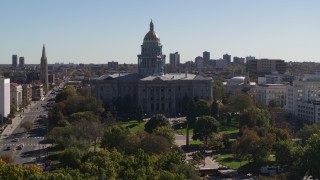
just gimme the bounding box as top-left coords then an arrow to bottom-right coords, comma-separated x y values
143,20 -> 160,43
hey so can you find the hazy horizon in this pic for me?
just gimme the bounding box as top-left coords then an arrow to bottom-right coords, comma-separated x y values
1,0 -> 319,64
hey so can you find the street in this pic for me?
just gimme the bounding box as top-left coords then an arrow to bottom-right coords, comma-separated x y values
0,86 -> 59,166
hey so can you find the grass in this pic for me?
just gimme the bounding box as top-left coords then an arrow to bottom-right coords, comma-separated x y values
119,120 -> 146,133
213,153 -> 251,169
189,139 -> 203,145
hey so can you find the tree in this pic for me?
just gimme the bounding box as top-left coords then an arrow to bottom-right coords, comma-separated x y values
101,126 -> 130,151
232,129 -> 259,160
212,80 -> 224,101
251,107 -> 270,128
140,134 -> 171,154
68,111 -> 99,123
238,111 -> 256,129
298,124 -> 320,145
0,155 -> 14,164
207,134 -> 225,150
228,94 -> 253,112
195,100 -> 211,117
144,114 -> 169,133
10,104 -> 17,114
193,116 -> 220,144
20,121 -> 34,133
269,127 -> 291,141
153,126 -> 175,145
60,147 -> 84,168
232,129 -> 275,164
210,100 -> 219,119
273,140 -> 295,166
303,134 -> 320,179
186,99 -> 197,127
136,104 -> 144,122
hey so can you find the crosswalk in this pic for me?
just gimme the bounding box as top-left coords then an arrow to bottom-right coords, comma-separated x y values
21,137 -> 45,139
1,143 -> 43,147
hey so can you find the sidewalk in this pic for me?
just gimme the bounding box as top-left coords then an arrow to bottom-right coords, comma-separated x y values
0,101 -> 37,139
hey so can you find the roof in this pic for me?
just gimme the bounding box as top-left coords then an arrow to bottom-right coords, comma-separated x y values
93,73 -> 211,82
140,73 -> 211,81
95,73 -> 143,81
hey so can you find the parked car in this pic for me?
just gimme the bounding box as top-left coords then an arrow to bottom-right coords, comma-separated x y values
12,138 -> 19,142
6,146 -> 11,150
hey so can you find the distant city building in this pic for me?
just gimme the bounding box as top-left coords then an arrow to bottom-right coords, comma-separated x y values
48,74 -> 55,84
19,57 -> 25,68
255,84 -> 286,107
224,76 -> 255,95
91,21 -> 212,116
286,74 -> 320,124
247,59 -> 287,75
107,61 -> 119,69
32,83 -> 43,101
169,52 -> 180,67
40,45 -> 49,94
203,51 -> 210,63
12,55 -> 18,68
22,84 -> 32,107
0,77 -> 10,118
233,57 -> 245,64
223,54 -> 231,64
215,59 -> 228,69
195,56 -> 203,70
245,56 -> 255,63
10,83 -> 22,111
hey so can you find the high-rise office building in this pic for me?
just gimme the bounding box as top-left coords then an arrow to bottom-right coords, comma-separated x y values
169,52 -> 180,67
19,57 -> 25,68
12,55 -> 18,68
40,45 -> 48,94
223,54 -> 231,64
233,57 -> 245,64
203,51 -> 210,62
0,77 -> 10,118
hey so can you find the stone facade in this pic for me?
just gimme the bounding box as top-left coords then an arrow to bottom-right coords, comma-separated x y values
22,84 -> 32,106
10,83 -> 23,111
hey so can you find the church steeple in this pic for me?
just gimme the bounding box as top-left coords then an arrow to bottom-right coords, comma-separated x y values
42,44 -> 46,59
150,19 -> 154,32
40,44 -> 48,94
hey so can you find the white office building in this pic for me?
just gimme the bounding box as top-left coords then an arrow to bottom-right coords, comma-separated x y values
0,77 -> 10,118
286,74 -> 320,124
255,84 -> 287,107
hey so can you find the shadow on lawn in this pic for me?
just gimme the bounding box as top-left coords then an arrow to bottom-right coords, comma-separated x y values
126,124 -> 138,129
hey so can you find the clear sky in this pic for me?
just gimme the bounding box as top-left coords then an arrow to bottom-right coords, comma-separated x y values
0,0 -> 319,64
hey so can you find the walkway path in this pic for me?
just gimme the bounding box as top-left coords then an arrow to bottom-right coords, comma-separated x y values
174,133 -> 221,170
1,101 -> 37,139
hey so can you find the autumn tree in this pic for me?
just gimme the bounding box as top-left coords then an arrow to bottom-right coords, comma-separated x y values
228,94 -> 253,112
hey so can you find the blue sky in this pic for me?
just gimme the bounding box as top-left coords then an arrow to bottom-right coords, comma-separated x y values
0,0 -> 319,64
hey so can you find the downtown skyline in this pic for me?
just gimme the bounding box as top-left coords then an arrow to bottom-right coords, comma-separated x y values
0,0 -> 320,64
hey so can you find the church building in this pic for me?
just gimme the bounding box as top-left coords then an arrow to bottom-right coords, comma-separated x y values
91,21 -> 213,116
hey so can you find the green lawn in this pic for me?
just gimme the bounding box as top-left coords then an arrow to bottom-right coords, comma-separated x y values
119,120 -> 146,133
213,153 -> 251,169
189,139 -> 203,145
